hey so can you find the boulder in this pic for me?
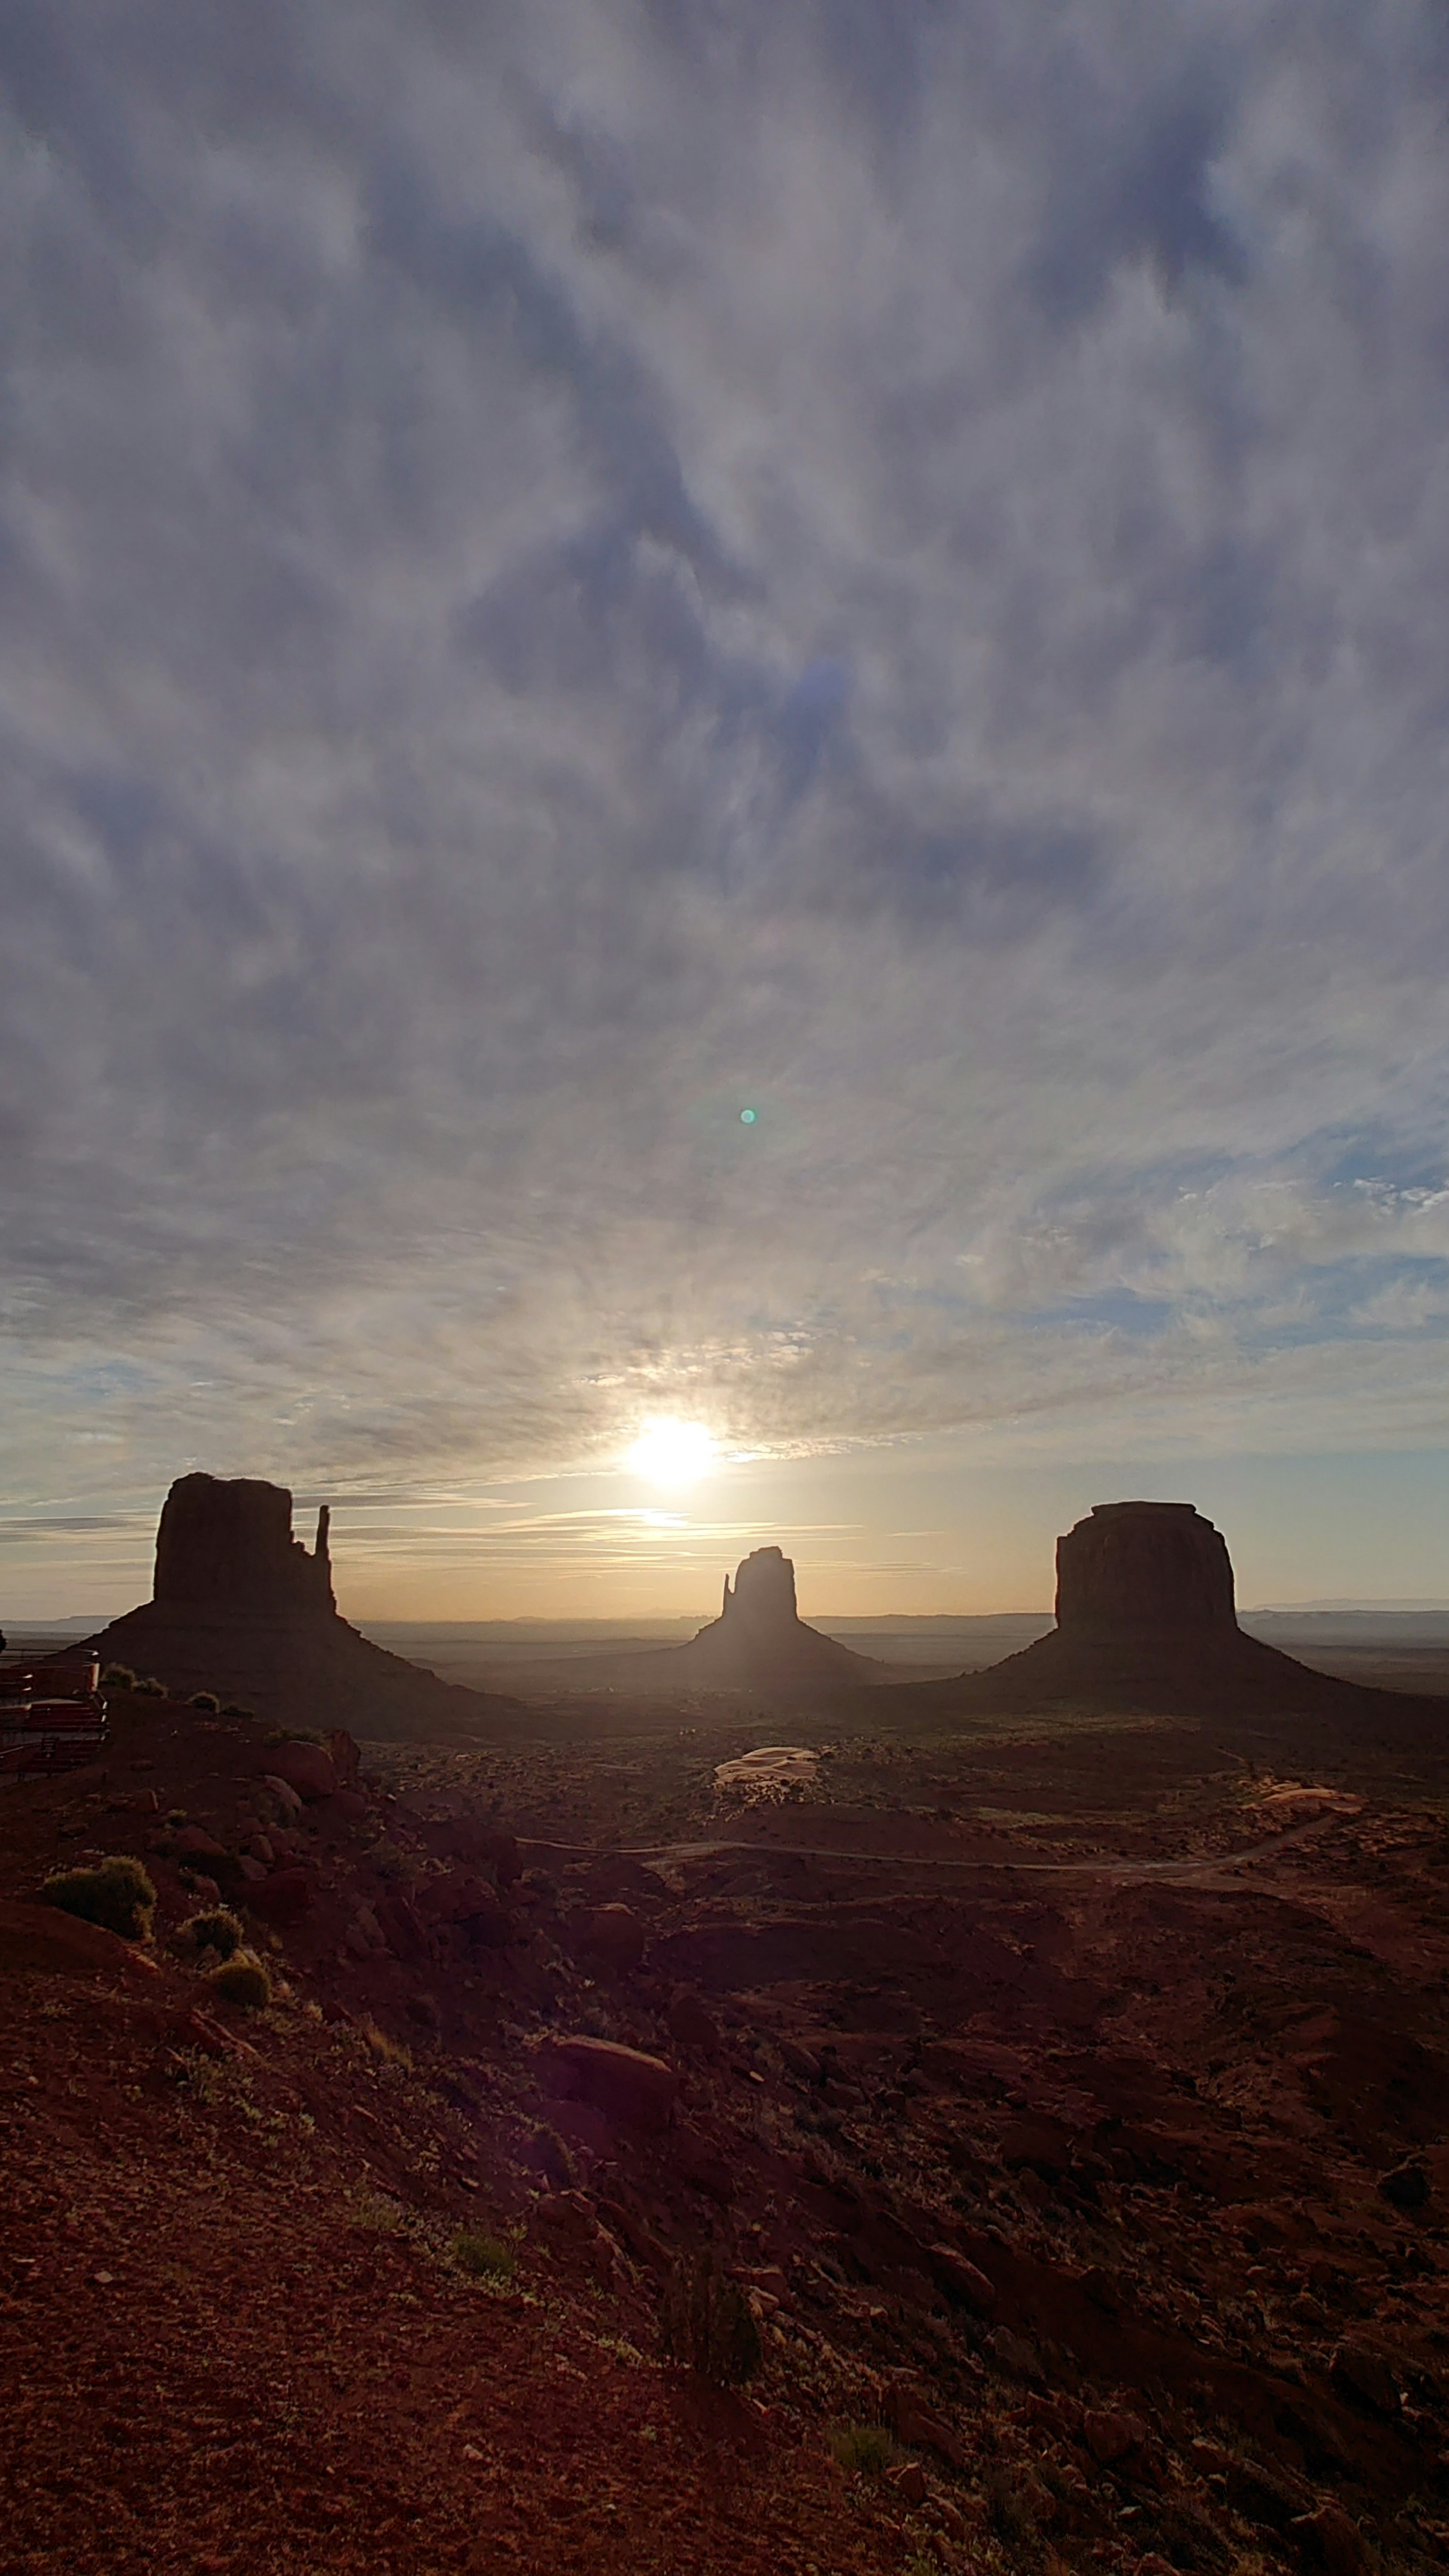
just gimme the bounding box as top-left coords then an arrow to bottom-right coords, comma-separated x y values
1298,2504 -> 1369,2576
0,1898 -> 160,1984
667,1990 -> 722,2058
1329,2343 -> 1400,2417
1377,2157 -> 1431,2215
421,1872 -> 511,1948
927,2243 -> 995,2314
532,2035 -> 678,2133
325,1728 -> 361,1786
1083,2408 -> 1147,2465
173,1825 -> 229,1861
575,1904 -> 646,1978
261,1773 -> 305,1820
245,1868 -> 315,1924
318,1789 -> 368,1829
266,1741 -> 337,1803
374,1890 -> 432,1964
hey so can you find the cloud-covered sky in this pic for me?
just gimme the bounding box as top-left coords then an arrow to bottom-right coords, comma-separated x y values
4,2 -> 1449,1613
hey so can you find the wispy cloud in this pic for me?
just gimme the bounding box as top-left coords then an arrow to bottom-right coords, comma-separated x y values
3,2 -> 1449,1584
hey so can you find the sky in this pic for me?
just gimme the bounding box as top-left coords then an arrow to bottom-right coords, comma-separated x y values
4,2 -> 1449,1620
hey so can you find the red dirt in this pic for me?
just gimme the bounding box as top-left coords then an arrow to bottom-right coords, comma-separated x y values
3,1684 -> 1449,2575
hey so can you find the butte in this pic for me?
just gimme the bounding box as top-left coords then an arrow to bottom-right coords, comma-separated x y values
902,1499 -> 1449,1728
78,1473 -> 521,1740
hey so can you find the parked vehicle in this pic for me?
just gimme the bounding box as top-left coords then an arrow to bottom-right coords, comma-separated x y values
0,1659 -> 106,1778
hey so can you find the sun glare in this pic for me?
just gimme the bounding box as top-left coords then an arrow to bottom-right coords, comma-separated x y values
626,1417 -> 718,1486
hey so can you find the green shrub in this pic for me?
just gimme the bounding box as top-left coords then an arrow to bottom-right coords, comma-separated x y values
189,1691 -> 220,1713
185,1905 -> 243,1960
830,2423 -> 897,2478
450,2227 -> 517,2284
42,1855 -> 156,1942
100,1663 -> 137,1690
134,1675 -> 168,1699
661,2252 -> 762,2386
206,1952 -> 272,2009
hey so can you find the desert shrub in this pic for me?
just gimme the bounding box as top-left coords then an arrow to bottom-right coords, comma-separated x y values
360,2019 -> 412,2071
220,1702 -> 253,1721
100,1663 -> 136,1690
830,2422 -> 897,2478
661,2252 -> 761,2386
165,1809 -> 188,1828
135,1675 -> 168,1698
189,1691 -> 220,1712
185,1905 -> 243,1960
206,1951 -> 272,2009
450,2227 -> 517,2284
42,1855 -> 155,1941
351,2189 -> 406,2234
518,1866 -> 558,1901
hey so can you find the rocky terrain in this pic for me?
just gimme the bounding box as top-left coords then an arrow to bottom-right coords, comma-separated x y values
3,1659 -> 1449,2576
5,1493 -> 1449,2574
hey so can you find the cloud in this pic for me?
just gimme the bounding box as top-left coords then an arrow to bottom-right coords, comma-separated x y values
3,1 -> 1449,1566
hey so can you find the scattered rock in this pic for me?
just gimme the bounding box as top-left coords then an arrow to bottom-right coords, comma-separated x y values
887,2460 -> 928,2506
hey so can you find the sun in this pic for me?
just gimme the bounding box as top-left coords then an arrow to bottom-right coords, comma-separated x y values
626,1417 -> 718,1486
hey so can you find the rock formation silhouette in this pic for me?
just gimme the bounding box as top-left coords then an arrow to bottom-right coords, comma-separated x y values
674,1546 -> 884,1689
152,1474 -> 337,1617
520,1545 -> 895,1700
903,1501 -> 1439,1721
81,1475 -> 521,1740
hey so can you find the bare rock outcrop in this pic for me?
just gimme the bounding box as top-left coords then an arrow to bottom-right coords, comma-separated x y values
76,1476 -> 522,1744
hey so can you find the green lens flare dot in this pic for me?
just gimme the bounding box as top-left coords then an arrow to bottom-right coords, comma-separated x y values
739,1107 -> 757,1124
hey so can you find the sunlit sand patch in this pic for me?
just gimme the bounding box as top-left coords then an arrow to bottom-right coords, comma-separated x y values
713,1745 -> 820,1804
1247,1781 -> 1364,1825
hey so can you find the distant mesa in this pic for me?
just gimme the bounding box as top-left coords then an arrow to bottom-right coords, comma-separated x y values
520,1544 -> 897,1700
77,1473 -> 521,1741
680,1547 -> 883,1690
912,1500 -> 1435,1721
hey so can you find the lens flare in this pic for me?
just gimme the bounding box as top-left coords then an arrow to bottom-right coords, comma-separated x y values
626,1418 -> 718,1485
